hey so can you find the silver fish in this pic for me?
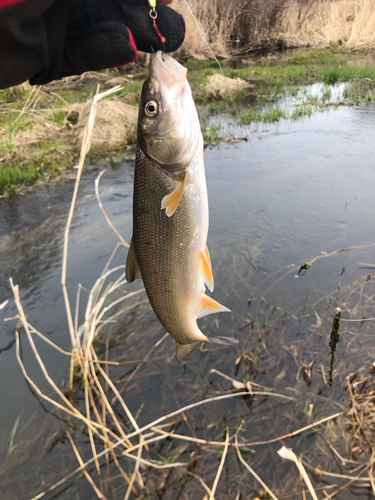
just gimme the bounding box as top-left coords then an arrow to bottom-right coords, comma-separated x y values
126,52 -> 237,362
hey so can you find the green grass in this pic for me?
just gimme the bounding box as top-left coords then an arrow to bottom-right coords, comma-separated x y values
1,48 -> 375,194
0,162 -> 42,194
55,86 -> 94,104
283,48 -> 348,66
185,59 -> 220,70
321,86 -> 332,102
240,105 -> 287,124
0,146 -> 67,196
0,86 -> 29,103
222,63 -> 375,89
202,123 -> 224,142
113,80 -> 144,105
342,80 -> 375,102
290,104 -> 313,120
194,49 -> 375,143
51,110 -> 66,125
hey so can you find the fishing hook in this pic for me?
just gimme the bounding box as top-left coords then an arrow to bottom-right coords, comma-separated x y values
148,0 -> 166,51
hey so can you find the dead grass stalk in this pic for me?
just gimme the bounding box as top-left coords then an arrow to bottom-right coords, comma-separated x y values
174,0 -> 375,59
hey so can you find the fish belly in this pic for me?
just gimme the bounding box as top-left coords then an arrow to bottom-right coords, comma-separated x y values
132,148 -> 208,345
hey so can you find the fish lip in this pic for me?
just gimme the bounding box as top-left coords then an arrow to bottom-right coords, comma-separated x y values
153,51 -> 181,75
151,51 -> 187,89
155,50 -> 166,66
153,52 -> 190,110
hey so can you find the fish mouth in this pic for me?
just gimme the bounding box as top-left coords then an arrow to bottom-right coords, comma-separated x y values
151,52 -> 191,116
150,51 -> 187,94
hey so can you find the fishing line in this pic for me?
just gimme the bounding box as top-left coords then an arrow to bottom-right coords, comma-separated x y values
182,0 -> 374,324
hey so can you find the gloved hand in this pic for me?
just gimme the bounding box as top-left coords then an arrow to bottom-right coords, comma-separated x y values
31,0 -> 185,85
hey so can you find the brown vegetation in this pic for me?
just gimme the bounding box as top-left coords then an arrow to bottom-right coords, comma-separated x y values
345,373 -> 375,461
0,81 -> 137,171
203,73 -> 252,99
173,0 -> 375,58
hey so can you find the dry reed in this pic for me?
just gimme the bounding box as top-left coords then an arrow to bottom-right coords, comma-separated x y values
173,0 -> 375,59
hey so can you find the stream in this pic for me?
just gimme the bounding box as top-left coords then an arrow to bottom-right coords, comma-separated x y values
1,87 -> 375,499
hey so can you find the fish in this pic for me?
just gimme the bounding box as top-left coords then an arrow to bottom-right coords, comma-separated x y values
126,51 -> 238,362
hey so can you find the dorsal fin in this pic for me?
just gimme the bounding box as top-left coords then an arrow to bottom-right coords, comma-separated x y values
125,238 -> 142,283
161,170 -> 190,217
202,245 -> 214,292
196,294 -> 230,319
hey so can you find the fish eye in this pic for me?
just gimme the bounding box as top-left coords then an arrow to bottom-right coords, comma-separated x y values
145,100 -> 158,117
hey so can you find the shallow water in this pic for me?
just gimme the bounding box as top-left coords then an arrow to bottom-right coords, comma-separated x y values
1,96 -> 375,499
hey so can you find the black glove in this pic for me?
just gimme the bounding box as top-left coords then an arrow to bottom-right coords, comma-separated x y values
0,0 -> 185,88
31,0 -> 185,84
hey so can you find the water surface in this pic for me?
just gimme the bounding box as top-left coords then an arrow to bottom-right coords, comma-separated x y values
1,97 -> 374,499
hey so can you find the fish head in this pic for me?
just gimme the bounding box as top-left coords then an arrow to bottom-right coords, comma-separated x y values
138,52 -> 200,173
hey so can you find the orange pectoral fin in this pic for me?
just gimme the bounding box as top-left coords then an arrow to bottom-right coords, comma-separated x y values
196,294 -> 231,320
161,170 -> 190,217
202,245 -> 214,292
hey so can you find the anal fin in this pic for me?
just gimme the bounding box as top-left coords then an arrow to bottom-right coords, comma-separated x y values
176,341 -> 200,363
202,245 -> 214,292
161,170 -> 190,217
196,294 -> 230,320
125,238 -> 142,283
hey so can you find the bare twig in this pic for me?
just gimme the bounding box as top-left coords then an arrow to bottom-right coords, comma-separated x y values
66,431 -> 106,500
277,446 -> 318,500
61,84 -> 121,386
209,424 -> 229,500
235,429 -> 278,500
124,435 -> 143,500
243,412 -> 343,446
95,170 -> 129,246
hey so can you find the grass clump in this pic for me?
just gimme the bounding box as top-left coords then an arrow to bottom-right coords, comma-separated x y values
0,159 -> 60,195
241,105 -> 287,125
0,78 -> 138,196
283,50 -> 348,66
195,53 -> 375,144
342,80 -> 375,102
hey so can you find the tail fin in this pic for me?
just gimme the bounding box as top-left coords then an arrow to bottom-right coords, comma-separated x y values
209,336 -> 239,346
176,341 -> 200,363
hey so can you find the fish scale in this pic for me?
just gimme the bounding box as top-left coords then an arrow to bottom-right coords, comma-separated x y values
133,146 -> 207,346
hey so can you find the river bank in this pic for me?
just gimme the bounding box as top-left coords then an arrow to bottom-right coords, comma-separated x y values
1,48 -> 375,196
